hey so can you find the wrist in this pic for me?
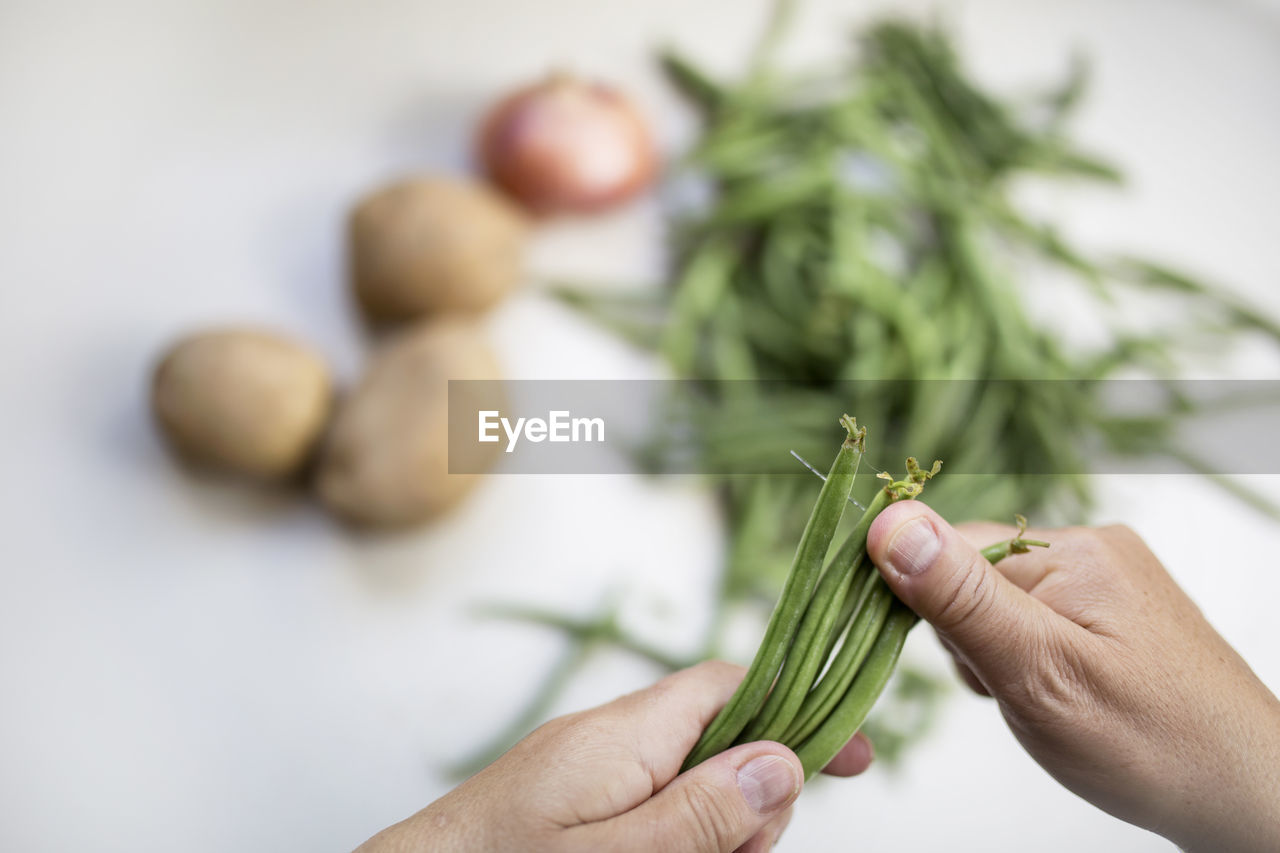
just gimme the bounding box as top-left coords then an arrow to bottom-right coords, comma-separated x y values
1165,695 -> 1280,853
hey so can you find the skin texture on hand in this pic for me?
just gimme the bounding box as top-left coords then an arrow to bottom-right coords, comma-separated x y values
868,502 -> 1280,853
356,661 -> 873,853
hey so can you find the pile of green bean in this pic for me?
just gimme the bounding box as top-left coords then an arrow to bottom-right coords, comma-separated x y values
682,416 -> 1045,778
459,7 -> 1280,775
558,10 -> 1280,605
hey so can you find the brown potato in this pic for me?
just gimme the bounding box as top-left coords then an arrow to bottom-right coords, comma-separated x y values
349,176 -> 528,322
315,317 -> 504,527
152,329 -> 333,480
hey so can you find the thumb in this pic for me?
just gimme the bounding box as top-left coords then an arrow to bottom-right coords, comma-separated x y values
583,743 -> 802,853
868,501 -> 1049,684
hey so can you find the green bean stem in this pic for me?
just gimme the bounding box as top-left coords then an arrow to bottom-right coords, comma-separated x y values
979,513 -> 1049,563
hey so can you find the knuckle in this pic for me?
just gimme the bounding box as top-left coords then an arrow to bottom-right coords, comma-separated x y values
1055,529 -> 1115,577
687,658 -> 745,686
538,709 -> 583,739
1061,526 -> 1105,554
648,660 -> 742,706
1006,635 -> 1091,721
691,658 -> 733,675
933,551 -> 999,632
675,782 -> 740,852
538,710 -> 609,755
1100,522 -> 1138,541
518,713 -> 573,754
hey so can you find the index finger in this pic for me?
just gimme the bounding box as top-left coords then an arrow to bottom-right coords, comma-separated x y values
956,519 -> 1057,592
602,661 -> 873,783
599,660 -> 748,778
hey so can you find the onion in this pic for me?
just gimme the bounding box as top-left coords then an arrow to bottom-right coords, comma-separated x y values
477,74 -> 657,216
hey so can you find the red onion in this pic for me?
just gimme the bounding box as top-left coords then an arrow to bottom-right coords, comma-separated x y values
477,74 -> 657,216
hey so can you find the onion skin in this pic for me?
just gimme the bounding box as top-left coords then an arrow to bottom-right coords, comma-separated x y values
478,75 -> 657,216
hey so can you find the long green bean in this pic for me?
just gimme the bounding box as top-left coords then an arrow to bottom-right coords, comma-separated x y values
681,416 -> 865,770
780,578 -> 892,746
739,488 -> 891,742
794,602 -> 916,779
790,513 -> 1046,779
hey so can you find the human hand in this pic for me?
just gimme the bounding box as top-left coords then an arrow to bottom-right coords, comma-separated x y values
357,661 -> 873,852
867,501 -> 1280,853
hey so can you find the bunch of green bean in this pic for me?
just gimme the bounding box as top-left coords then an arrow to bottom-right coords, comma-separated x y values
561,11 -> 1280,606
460,6 -> 1280,776
682,416 -> 1045,778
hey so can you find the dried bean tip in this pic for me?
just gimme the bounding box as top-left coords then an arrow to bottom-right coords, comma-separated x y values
905,457 -> 943,484
839,414 -> 867,451
1008,513 -> 1050,553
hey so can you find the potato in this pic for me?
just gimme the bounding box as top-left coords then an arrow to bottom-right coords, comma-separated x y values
315,317 -> 504,526
349,175 -> 528,322
152,329 -> 333,480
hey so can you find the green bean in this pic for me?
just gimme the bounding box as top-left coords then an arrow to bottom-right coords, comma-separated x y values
794,602 -> 916,779
738,492 -> 888,742
820,558 -> 878,663
660,239 -> 734,374
658,50 -> 725,115
791,522 -> 1047,778
681,416 -> 865,770
780,577 -> 892,746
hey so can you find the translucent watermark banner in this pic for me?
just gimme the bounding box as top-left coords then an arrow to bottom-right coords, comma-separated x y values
447,379 -> 1280,476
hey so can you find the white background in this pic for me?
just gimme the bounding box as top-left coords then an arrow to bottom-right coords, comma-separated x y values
2,1 -> 1280,851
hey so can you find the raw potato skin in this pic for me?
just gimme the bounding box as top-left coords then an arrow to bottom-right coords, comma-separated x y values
349,176 -> 528,322
152,329 -> 333,480
316,318 -> 504,527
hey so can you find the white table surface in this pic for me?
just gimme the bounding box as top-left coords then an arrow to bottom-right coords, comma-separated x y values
3,1 -> 1280,850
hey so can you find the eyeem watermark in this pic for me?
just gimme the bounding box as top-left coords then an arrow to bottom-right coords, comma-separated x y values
478,410 -> 606,453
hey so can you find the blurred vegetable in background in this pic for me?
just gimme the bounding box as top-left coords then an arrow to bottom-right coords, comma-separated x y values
152,328 -> 333,481
478,74 -> 657,215
154,174 -> 524,513
466,1 -> 1280,771
349,175 -> 529,323
316,318 -> 506,527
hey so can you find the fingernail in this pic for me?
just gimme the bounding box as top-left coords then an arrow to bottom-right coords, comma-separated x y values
738,755 -> 800,814
885,517 -> 941,576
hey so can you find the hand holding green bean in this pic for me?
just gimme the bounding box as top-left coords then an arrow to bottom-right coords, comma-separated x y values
359,490 -> 1280,853
868,503 -> 1280,853
356,661 -> 872,853
683,418 -> 1041,778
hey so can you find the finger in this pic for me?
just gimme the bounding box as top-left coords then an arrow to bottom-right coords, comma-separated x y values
954,520 -> 1056,592
953,658 -> 991,697
932,625 -> 993,697
734,807 -> 793,853
954,521 -> 1020,550
819,730 -> 874,777
576,742 -> 803,853
597,659 -> 747,782
868,501 -> 1059,687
